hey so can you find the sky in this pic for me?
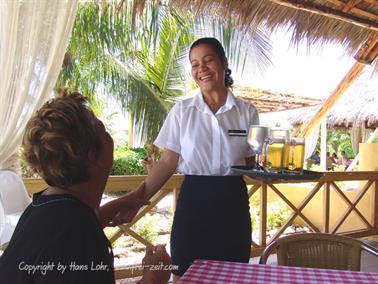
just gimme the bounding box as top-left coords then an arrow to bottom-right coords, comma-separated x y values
236,29 -> 357,127
238,29 -> 355,99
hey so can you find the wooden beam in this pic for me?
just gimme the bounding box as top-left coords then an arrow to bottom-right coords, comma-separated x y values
354,36 -> 378,63
300,61 -> 364,138
298,36 -> 378,138
342,0 -> 362,13
320,119 -> 327,171
364,0 -> 378,5
270,0 -> 378,31
323,182 -> 330,233
328,0 -> 378,22
269,184 -> 319,232
331,180 -> 373,233
319,171 -> 378,182
260,184 -> 268,247
374,180 -> 378,229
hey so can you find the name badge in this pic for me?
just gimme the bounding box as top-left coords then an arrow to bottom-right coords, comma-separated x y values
228,129 -> 247,136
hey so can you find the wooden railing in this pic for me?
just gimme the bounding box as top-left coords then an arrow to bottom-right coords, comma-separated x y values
23,171 -> 378,279
245,171 -> 378,256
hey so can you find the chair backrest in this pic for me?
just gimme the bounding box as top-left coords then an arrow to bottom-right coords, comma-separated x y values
0,170 -> 31,214
260,233 -> 363,271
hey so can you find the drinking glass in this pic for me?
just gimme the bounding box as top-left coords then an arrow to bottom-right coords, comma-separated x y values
248,125 -> 269,169
266,129 -> 289,170
284,137 -> 305,171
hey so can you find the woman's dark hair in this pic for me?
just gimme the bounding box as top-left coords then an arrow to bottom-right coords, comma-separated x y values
189,37 -> 234,88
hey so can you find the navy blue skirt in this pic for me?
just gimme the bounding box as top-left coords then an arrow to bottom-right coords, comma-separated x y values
171,175 -> 251,276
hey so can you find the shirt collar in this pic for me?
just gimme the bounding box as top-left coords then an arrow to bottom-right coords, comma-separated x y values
223,90 -> 240,114
186,89 -> 240,115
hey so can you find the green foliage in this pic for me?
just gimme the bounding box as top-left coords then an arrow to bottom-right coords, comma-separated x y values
327,130 -> 354,157
133,215 -> 158,244
111,146 -> 147,175
311,129 -> 354,158
249,193 -> 292,231
266,202 -> 291,230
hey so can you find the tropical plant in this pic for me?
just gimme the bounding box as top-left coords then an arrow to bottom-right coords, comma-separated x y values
111,145 -> 147,175
57,1 -> 273,144
57,3 -> 191,144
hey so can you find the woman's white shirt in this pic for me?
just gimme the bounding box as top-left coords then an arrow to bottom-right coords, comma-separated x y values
154,90 -> 259,176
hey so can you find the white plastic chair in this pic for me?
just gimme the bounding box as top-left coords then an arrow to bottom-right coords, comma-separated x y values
0,170 -> 31,247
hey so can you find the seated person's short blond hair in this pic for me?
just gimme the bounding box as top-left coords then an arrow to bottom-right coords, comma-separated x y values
23,90 -> 101,188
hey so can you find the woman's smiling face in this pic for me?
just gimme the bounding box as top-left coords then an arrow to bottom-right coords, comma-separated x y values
189,43 -> 228,93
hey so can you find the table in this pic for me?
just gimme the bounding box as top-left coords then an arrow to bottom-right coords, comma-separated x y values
178,260 -> 378,283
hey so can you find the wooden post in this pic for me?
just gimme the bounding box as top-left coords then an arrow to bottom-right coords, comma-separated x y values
172,187 -> 179,213
374,180 -> 378,230
323,182 -> 330,233
320,119 -> 327,171
260,184 -> 267,247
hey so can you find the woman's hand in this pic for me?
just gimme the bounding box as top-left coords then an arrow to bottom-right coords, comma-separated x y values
109,182 -> 150,226
100,183 -> 150,227
138,245 -> 171,284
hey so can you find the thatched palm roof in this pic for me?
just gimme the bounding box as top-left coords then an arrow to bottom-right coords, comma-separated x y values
124,0 -> 378,69
235,86 -> 323,113
288,69 -> 378,129
165,0 -> 378,61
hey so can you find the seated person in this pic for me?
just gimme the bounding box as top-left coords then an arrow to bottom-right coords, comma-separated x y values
339,150 -> 350,170
311,151 -> 320,165
0,91 -> 170,284
331,153 -> 338,164
326,152 -> 334,171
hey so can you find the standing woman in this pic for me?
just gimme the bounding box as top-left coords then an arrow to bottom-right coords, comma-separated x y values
108,37 -> 259,282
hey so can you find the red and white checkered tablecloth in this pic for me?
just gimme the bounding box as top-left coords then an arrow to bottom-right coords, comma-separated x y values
178,259 -> 378,284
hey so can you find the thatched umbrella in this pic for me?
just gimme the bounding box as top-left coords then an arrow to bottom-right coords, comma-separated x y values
288,69 -> 378,129
287,67 -> 378,170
